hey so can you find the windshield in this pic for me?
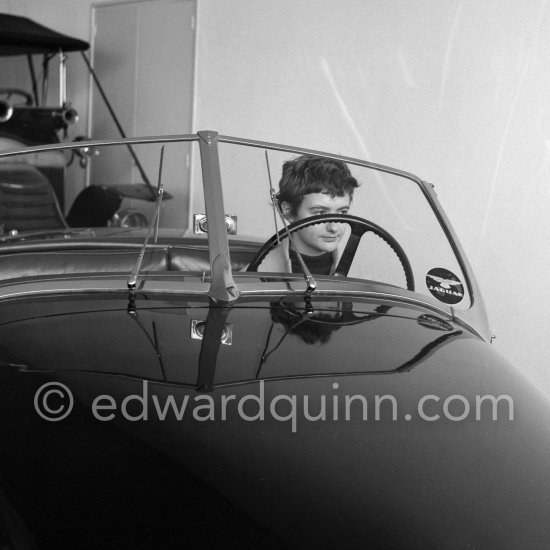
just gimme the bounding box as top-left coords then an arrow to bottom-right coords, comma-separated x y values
211,138 -> 470,309
0,133 -> 473,314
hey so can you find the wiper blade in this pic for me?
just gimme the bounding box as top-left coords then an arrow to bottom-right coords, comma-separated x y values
127,146 -> 165,291
277,202 -> 317,295
264,151 -> 317,296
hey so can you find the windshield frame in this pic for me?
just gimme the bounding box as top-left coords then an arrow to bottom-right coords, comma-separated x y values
0,130 -> 490,340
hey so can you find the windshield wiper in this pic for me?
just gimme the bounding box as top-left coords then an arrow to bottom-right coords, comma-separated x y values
127,146 -> 165,292
264,151 -> 317,297
280,215 -> 317,296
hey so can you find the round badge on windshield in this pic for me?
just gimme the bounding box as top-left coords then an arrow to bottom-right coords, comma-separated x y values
425,268 -> 464,304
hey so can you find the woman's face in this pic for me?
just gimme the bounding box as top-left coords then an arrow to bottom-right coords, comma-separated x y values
285,192 -> 351,256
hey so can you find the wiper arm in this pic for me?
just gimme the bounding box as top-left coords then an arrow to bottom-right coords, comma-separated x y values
264,151 -> 317,296
127,146 -> 165,291
276,203 -> 317,295
292,248 -> 317,294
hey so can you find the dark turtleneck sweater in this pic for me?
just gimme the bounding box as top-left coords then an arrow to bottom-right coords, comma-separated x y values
289,248 -> 332,275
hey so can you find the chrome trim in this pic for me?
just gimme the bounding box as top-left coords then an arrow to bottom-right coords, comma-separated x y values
193,213 -> 238,235
216,133 -> 489,338
0,131 -> 490,340
191,319 -> 233,345
0,133 -> 199,159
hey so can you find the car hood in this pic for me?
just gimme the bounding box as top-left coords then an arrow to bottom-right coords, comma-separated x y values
1,291 -> 550,548
0,291 -> 472,385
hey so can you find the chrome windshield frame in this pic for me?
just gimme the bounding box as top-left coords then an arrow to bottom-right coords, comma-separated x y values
0,131 -> 490,339
216,133 -> 490,340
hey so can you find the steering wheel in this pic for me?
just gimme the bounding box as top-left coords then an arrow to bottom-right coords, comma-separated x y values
0,88 -> 34,106
246,213 -> 415,291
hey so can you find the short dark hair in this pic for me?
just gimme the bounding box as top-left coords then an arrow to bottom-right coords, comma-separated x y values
276,155 -> 359,216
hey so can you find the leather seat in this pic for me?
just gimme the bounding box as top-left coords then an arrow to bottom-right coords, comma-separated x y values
0,249 -> 170,281
0,162 -> 67,232
168,246 -> 254,273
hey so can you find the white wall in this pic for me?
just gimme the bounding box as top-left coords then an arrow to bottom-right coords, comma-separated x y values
193,0 -> 550,395
1,0 -> 549,394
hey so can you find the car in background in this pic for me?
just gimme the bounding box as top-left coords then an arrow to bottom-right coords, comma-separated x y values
0,12 -> 156,229
0,132 -> 549,549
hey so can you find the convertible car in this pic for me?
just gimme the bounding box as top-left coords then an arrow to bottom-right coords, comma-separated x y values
0,132 -> 549,549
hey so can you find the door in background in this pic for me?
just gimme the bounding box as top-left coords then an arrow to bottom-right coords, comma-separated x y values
90,0 -> 196,229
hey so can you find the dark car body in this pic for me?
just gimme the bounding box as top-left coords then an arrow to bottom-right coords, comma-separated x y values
0,132 -> 549,549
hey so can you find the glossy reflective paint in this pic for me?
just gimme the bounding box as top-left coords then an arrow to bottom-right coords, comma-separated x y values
1,291 -> 549,548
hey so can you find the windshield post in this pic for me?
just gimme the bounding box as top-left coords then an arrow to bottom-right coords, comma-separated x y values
197,130 -> 239,303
